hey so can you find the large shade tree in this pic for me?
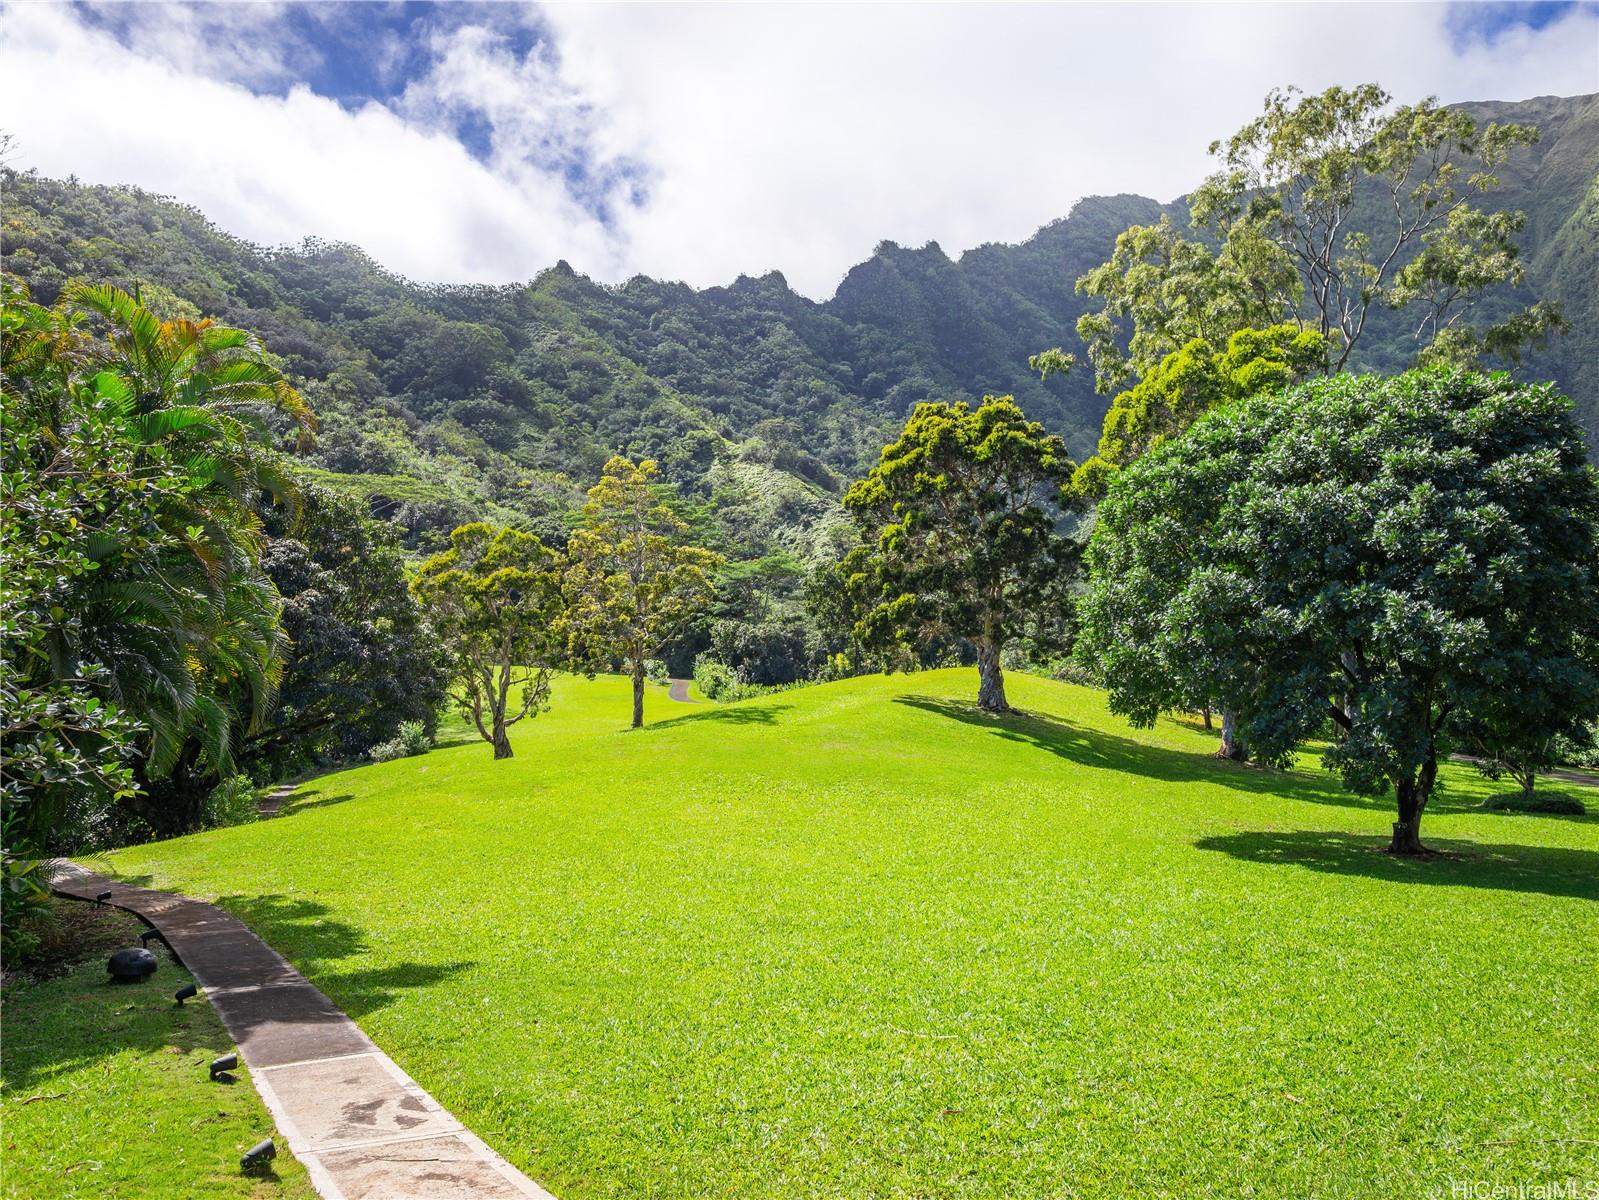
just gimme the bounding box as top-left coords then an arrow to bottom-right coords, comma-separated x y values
564,457 -> 721,728
843,396 -> 1078,713
246,484 -> 447,776
412,523 -> 566,760
1078,369 -> 1599,854
1052,84 -> 1562,401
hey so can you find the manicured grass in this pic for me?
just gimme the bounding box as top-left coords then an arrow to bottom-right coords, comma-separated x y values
106,671 -> 1598,1198
1,905 -> 315,1200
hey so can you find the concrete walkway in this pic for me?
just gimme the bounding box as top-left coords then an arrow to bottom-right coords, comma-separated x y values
666,678 -> 699,703
50,861 -> 554,1200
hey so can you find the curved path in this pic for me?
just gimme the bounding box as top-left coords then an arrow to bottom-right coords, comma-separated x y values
50,861 -> 554,1200
667,678 -> 699,703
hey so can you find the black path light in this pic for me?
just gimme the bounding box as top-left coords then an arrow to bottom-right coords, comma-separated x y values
210,1053 -> 239,1081
174,983 -> 198,1006
106,947 -> 158,983
95,890 -> 112,906
241,1138 -> 276,1171
139,928 -> 167,949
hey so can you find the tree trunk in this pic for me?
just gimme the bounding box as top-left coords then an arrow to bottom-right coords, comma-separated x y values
1218,709 -> 1248,761
631,657 -> 646,729
1518,768 -> 1536,801
1388,749 -> 1437,855
1202,704 -> 1213,732
491,718 -> 513,760
975,637 -> 1009,713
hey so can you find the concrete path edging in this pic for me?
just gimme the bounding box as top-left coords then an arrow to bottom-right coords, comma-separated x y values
50,861 -> 555,1200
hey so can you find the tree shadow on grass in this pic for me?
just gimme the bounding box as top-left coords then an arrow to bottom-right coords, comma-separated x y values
897,695 -> 1594,828
895,695 -> 1358,808
271,789 -> 356,818
647,703 -> 793,730
213,893 -> 474,1019
1194,830 -> 1599,902
1,906 -> 236,1092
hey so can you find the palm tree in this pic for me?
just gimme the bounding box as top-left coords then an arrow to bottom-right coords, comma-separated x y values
12,283 -> 316,831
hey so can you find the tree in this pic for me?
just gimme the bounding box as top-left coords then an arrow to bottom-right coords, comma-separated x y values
1078,368 -> 1599,854
843,396 -> 1078,713
245,484 -> 447,776
411,524 -> 566,759
1054,84 -> 1564,400
2,277 -> 311,835
1069,324 -> 1326,497
1453,633 -> 1599,804
564,457 -> 721,728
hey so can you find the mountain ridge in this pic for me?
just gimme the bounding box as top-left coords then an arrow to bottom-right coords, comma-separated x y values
3,92 -> 1594,562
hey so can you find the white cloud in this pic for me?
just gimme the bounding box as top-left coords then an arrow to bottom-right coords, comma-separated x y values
0,3 -> 624,285
3,2 -> 1595,298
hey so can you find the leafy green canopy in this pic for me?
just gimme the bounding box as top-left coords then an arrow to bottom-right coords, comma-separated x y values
843,396 -> 1077,711
1079,368 -> 1599,852
564,457 -> 721,727
2,276 -> 312,839
249,483 -> 447,775
1046,84 -> 1570,490
1069,324 -> 1326,497
411,523 -> 566,759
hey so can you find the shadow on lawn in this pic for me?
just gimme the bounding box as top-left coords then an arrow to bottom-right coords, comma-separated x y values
1195,830 -> 1599,902
272,789 -> 356,818
1,910 -> 236,1092
648,703 -> 792,730
215,893 -> 474,1019
898,695 -> 1591,823
896,695 -> 1356,807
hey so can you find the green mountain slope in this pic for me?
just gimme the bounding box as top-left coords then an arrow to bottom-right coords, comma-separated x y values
3,92 -> 1594,556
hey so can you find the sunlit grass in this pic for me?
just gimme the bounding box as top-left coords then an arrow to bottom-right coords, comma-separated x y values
1,907 -> 316,1200
106,671 -> 1599,1198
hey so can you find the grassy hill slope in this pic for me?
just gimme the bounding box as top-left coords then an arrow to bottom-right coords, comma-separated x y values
103,673 -> 1598,1199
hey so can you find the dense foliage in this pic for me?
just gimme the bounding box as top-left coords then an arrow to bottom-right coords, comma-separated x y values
1078,369 -> 1599,853
565,458 -> 722,727
1,278 -> 449,931
411,524 -> 566,759
249,484 -> 447,776
843,397 -> 1078,712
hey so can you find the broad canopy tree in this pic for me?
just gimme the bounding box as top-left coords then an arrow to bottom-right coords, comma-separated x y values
1068,323 -> 1327,498
411,523 -> 565,759
1078,369 -> 1599,854
1055,84 -> 1562,403
843,396 -> 1078,713
249,484 -> 446,775
564,457 -> 721,728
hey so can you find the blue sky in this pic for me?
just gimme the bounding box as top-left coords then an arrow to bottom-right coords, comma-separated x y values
6,2 -> 1597,295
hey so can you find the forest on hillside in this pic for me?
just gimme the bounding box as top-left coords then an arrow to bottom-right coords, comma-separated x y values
5,96 -> 1594,554
5,78 -> 1598,900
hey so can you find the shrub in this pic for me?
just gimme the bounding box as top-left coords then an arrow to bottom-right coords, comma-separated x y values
693,654 -> 741,702
1481,791 -> 1586,816
369,720 -> 432,762
204,776 -> 259,829
645,659 -> 669,685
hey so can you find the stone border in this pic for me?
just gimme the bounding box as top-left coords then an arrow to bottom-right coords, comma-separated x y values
50,861 -> 555,1200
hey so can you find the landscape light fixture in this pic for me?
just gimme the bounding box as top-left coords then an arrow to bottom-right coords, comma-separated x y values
139,928 -> 166,949
240,1138 -> 276,1171
174,983 -> 198,1006
95,890 -> 112,906
210,1053 -> 238,1080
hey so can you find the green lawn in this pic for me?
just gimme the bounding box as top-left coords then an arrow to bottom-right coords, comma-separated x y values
1,905 -> 316,1200
104,671 -> 1598,1198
